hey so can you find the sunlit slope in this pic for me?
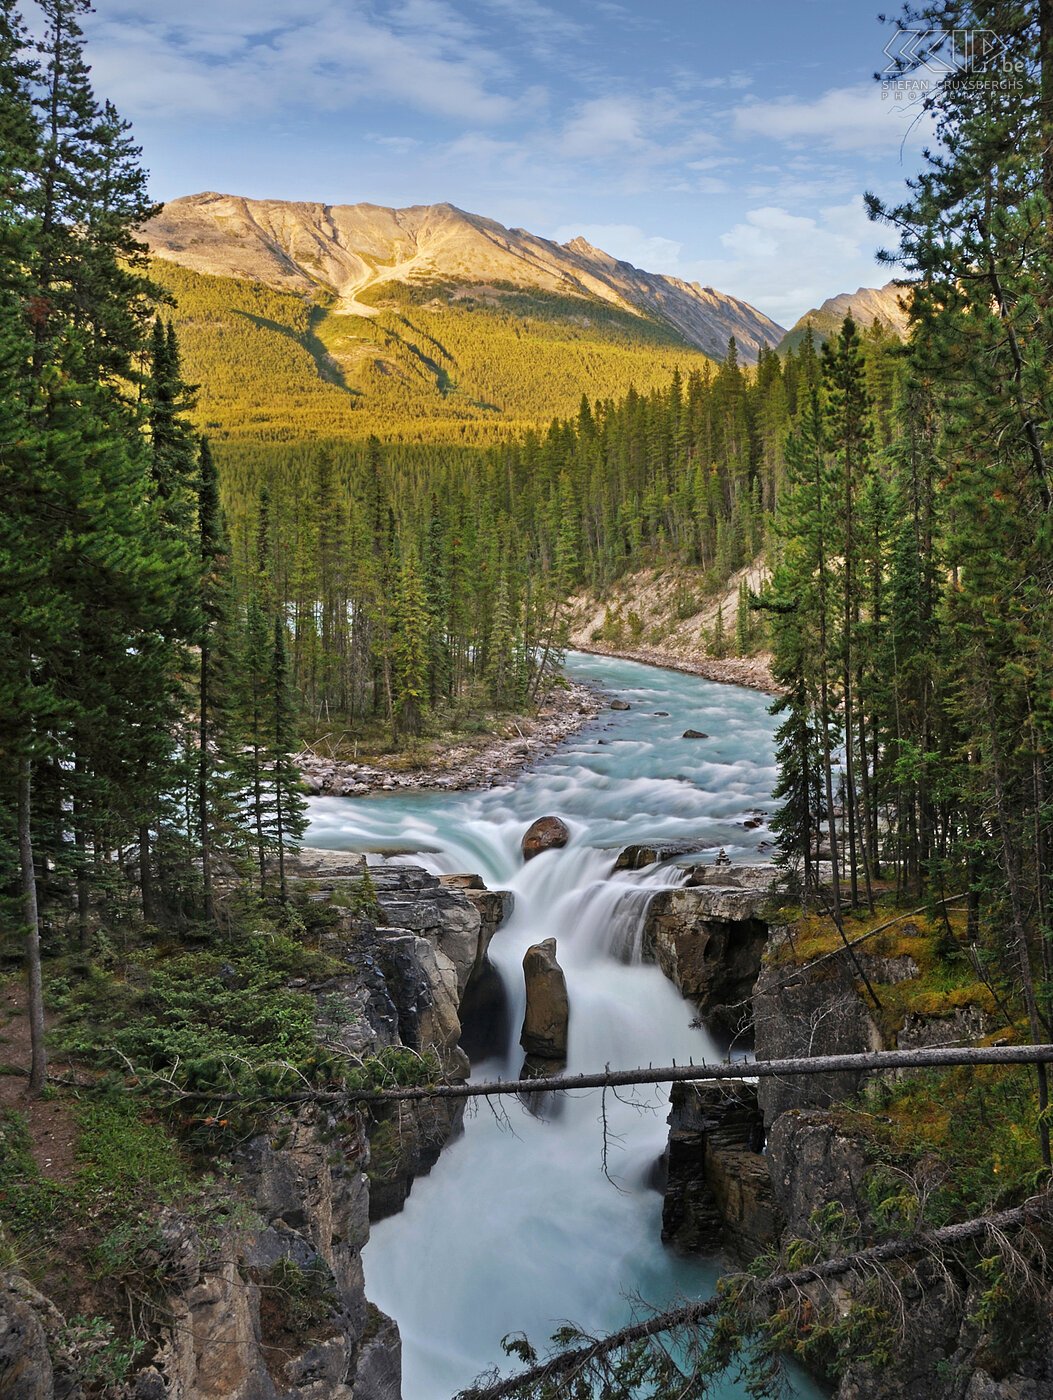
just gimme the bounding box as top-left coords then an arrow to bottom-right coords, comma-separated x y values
153,260 -> 718,444
776,281 -> 910,354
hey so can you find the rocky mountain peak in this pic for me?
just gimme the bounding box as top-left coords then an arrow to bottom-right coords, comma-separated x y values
143,193 -> 785,363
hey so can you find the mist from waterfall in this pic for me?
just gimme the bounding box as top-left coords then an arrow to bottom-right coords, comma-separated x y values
306,653 -> 824,1400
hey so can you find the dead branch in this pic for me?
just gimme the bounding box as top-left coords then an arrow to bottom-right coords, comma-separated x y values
455,1193 -> 1053,1399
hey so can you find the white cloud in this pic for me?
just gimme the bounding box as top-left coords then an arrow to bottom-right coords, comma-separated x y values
560,97 -> 648,159
733,83 -> 933,152
82,0 -> 518,124
683,197 -> 886,325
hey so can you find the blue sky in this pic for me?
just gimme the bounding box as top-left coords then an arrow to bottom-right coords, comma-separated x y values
77,0 -> 933,326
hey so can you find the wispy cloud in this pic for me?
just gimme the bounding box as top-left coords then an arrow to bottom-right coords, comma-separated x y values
733,83 -> 932,152
83,0 -> 520,123
685,197 -> 884,322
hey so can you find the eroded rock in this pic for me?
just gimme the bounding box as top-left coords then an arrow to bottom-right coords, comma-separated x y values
643,886 -> 769,1036
613,841 -> 709,871
662,1083 -> 777,1260
520,938 -> 569,1058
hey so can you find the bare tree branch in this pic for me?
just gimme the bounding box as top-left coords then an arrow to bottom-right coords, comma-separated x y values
455,1193 -> 1053,1400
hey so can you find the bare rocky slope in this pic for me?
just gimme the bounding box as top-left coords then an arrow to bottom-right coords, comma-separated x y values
144,193 -> 784,364
777,280 -> 911,353
565,558 -> 778,695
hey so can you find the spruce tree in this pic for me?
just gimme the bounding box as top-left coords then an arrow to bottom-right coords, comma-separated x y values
269,616 -> 306,904
197,437 -> 224,920
392,547 -> 431,740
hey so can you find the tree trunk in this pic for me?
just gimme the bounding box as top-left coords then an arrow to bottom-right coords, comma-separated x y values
18,755 -> 47,1097
199,637 -> 214,921
139,822 -> 155,923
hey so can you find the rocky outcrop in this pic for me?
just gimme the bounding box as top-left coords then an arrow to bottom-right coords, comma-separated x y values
753,926 -> 1050,1399
318,859 -> 508,1217
753,941 -> 886,1128
766,1110 -> 871,1239
1,853 -> 513,1399
0,1274 -> 78,1398
521,816 -> 570,861
662,1083 -> 777,1260
643,882 -> 771,1038
438,875 -> 512,980
1,1112 -> 393,1400
520,938 -> 569,1060
612,841 -> 710,871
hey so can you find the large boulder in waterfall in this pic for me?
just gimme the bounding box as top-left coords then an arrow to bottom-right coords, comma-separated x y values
521,815 -> 570,861
520,938 -> 569,1059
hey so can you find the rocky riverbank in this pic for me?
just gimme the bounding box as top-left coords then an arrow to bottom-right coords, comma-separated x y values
575,642 -> 779,696
298,680 -> 602,797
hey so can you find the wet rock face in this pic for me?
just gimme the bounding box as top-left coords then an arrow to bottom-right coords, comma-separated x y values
662,1084 -> 777,1260
520,938 -> 570,1059
642,887 -> 769,1038
610,699 -> 631,711
521,815 -> 570,861
612,841 -> 711,871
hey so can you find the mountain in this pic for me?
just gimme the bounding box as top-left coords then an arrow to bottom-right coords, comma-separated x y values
143,193 -> 788,445
776,281 -> 911,354
145,192 -> 784,363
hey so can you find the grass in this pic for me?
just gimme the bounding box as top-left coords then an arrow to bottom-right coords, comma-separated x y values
0,1095 -> 192,1308
767,901 -> 1003,1040
840,1061 -> 1047,1224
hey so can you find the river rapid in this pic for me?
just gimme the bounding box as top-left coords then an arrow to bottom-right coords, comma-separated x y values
306,653 -> 824,1400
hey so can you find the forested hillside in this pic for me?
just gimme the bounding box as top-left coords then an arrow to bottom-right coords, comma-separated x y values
150,257 -> 719,444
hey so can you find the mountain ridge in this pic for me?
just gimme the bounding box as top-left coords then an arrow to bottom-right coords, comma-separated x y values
776,280 -> 910,353
144,191 -> 785,364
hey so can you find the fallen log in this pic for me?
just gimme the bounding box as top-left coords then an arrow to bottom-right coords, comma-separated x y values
347,1041 -> 1053,1103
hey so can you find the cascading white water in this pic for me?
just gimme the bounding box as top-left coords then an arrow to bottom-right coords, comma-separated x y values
307,654 -> 825,1400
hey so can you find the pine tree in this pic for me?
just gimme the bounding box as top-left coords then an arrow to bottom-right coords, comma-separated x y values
709,602 -> 727,660
197,437 -> 225,920
391,547 -> 430,740
269,616 -> 306,903
734,578 -> 753,655
225,595 -> 273,896
823,315 -> 875,910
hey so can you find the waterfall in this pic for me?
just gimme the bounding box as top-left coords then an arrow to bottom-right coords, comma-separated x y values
307,653 -> 823,1400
